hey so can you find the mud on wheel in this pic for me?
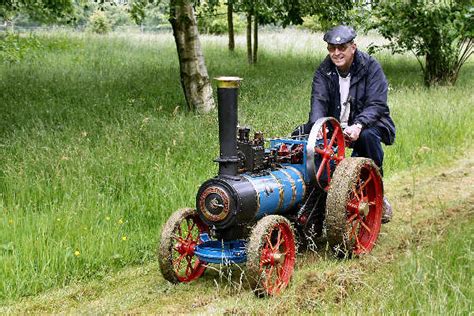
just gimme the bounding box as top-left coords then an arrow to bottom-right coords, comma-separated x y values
325,158 -> 383,257
158,208 -> 209,283
246,215 -> 296,296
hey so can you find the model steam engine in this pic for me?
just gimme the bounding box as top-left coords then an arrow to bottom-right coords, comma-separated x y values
158,77 -> 384,296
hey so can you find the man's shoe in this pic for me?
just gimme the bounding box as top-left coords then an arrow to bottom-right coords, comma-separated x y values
382,197 -> 392,224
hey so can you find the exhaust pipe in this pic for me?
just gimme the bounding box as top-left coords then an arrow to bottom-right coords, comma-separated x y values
214,77 -> 242,179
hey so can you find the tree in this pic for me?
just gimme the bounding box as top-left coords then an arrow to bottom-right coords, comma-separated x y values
169,0 -> 214,113
132,0 -> 214,113
227,0 -> 235,51
232,0 -> 355,64
370,1 -> 473,86
235,0 -> 278,64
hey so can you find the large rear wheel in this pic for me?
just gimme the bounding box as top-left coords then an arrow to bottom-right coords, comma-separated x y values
325,158 -> 383,256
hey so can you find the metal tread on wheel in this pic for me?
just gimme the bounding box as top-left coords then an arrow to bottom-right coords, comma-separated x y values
246,215 -> 296,296
325,157 -> 383,257
158,208 -> 209,283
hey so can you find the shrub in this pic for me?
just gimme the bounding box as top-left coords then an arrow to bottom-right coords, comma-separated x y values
88,10 -> 112,34
0,32 -> 42,63
300,16 -> 323,33
370,1 -> 473,86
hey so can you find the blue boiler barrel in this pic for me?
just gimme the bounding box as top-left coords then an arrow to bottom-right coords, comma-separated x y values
243,166 -> 307,219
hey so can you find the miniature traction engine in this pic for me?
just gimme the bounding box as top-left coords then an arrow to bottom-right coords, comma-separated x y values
158,77 -> 384,296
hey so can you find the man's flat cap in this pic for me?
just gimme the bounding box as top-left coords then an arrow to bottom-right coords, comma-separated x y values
323,25 -> 357,45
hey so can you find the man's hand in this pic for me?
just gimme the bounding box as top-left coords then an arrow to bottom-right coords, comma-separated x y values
344,124 -> 363,141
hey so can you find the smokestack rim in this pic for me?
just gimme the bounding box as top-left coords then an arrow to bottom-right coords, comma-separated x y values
214,76 -> 242,89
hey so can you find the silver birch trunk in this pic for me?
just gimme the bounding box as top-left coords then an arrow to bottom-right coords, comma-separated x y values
169,0 -> 214,113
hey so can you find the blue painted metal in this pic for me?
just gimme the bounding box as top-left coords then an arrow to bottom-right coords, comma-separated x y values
194,233 -> 247,264
243,164 -> 306,220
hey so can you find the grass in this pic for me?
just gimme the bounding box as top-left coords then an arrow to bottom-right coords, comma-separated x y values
2,155 -> 471,314
0,29 -> 473,303
382,218 -> 473,314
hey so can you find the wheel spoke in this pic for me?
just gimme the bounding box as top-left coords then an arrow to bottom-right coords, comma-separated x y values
347,202 -> 359,212
173,252 -> 186,268
351,185 -> 361,202
187,222 -> 196,239
322,123 -> 328,146
360,186 -> 365,201
325,159 -> 332,183
355,234 -> 368,253
347,212 -> 358,223
275,228 -> 282,248
184,219 -> 192,240
359,174 -> 373,191
188,218 -> 195,231
188,256 -> 195,274
266,234 -> 274,251
171,233 -> 185,244
328,126 -> 339,148
176,224 -> 182,238
317,157 -> 328,180
355,233 -> 361,249
265,265 -> 275,291
359,219 -> 372,233
185,256 -> 192,276
349,220 -> 359,240
315,147 -> 325,155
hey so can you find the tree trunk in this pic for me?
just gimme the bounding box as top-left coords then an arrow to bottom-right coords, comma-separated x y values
252,14 -> 258,64
422,32 -> 460,86
246,13 -> 253,64
227,0 -> 235,51
169,0 -> 215,113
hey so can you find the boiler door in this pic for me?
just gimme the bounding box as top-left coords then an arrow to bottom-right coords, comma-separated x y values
198,186 -> 231,222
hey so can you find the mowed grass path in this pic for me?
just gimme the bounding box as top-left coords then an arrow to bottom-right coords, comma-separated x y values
0,29 -> 473,303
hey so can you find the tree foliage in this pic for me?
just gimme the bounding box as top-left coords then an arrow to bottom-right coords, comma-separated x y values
370,1 -> 473,86
196,1 -> 244,35
0,0 -> 77,23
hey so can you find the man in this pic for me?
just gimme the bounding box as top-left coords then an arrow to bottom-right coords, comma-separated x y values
297,25 -> 396,223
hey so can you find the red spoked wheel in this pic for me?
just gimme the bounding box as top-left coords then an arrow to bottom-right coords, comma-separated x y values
306,117 -> 346,191
325,158 -> 383,256
247,215 -> 296,296
158,208 -> 209,283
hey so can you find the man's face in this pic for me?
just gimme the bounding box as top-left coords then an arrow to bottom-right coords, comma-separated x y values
327,41 -> 357,72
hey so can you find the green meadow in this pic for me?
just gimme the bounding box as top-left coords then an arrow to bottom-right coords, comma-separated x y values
0,29 -> 473,305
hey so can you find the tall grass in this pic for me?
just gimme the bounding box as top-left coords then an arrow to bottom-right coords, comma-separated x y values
0,30 -> 473,302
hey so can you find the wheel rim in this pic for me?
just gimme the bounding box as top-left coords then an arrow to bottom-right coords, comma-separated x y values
171,214 -> 208,282
259,222 -> 296,295
345,164 -> 383,254
307,117 -> 345,191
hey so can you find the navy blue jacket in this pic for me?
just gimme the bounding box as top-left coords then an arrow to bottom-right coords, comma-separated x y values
306,50 -> 396,145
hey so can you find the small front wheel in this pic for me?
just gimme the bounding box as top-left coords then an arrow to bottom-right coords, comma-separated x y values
246,215 -> 296,296
158,208 -> 209,283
